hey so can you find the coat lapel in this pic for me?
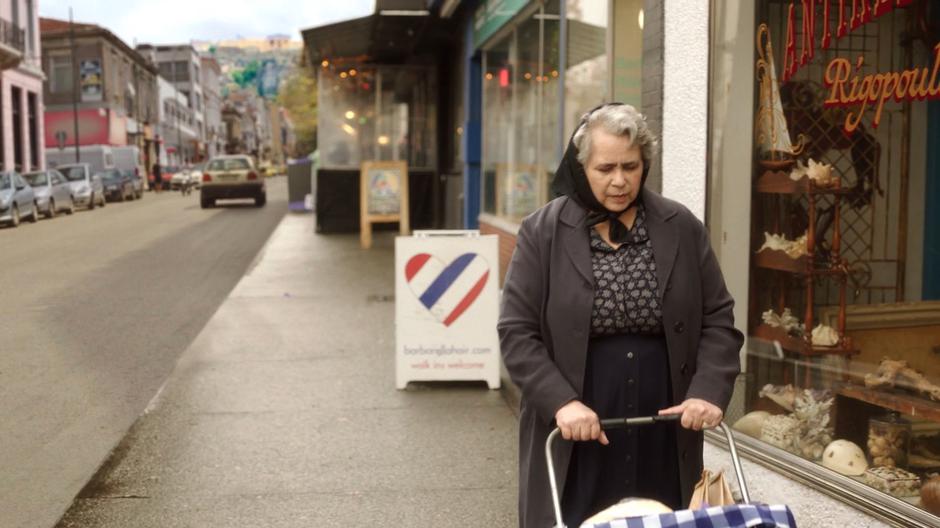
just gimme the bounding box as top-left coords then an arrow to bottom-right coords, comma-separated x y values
559,198 -> 593,286
641,189 -> 679,300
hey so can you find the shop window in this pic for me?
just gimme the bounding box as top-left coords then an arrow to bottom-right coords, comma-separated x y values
481,2 -> 563,222
317,65 -> 436,171
564,0 -> 609,139
710,1 -> 940,523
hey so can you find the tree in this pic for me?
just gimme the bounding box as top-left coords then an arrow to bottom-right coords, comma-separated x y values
277,62 -> 317,157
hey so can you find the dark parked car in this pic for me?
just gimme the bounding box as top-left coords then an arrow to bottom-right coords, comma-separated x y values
120,169 -> 145,199
97,169 -> 135,202
0,171 -> 40,227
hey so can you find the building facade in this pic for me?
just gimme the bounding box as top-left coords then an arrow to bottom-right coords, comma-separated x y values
1,0 -> 44,173
155,75 -> 197,167
200,55 -> 224,158
39,17 -> 159,171
136,44 -> 206,162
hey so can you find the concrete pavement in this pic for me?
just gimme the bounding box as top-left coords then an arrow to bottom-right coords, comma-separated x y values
0,179 -> 287,528
56,213 -> 519,527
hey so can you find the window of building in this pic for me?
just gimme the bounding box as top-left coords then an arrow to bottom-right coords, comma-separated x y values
709,1 -> 940,524
317,65 -> 437,171
50,55 -> 73,93
12,87 -> 23,172
174,61 -> 190,82
480,1 -> 565,222
27,92 -> 38,170
564,0 -> 609,140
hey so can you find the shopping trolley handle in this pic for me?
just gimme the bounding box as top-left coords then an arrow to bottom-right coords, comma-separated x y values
545,415 -> 751,528
599,414 -> 681,428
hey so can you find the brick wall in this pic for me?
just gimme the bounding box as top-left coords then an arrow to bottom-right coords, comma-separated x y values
480,221 -> 518,287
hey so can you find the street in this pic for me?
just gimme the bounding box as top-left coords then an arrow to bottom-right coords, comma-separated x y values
0,178 -> 287,528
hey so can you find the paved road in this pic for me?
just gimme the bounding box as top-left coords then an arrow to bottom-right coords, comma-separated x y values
0,178 -> 287,528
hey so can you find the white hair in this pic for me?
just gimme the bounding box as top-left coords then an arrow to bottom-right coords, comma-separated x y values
573,104 -> 658,166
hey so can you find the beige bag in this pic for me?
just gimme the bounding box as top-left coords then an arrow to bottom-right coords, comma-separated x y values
688,469 -> 736,510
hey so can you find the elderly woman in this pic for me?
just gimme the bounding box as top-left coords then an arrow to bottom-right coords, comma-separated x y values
498,103 -> 743,528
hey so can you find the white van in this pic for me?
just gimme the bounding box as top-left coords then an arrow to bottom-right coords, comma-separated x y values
47,145 -> 115,174
112,146 -> 144,175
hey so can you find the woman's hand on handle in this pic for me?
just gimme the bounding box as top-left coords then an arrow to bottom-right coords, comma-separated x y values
659,398 -> 723,431
554,400 -> 610,445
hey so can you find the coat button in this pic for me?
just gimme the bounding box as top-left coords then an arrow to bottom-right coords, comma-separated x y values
627,378 -> 635,385
682,450 -> 688,460
680,363 -> 689,375
627,351 -> 634,359
674,321 -> 685,334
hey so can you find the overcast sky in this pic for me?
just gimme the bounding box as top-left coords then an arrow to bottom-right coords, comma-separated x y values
39,0 -> 375,46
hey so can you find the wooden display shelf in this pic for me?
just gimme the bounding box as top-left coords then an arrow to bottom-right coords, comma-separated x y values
755,170 -> 852,195
754,249 -> 811,274
751,323 -> 859,357
837,384 -> 940,423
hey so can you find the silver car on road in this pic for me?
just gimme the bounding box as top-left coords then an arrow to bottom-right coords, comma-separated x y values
24,169 -> 75,218
0,171 -> 40,227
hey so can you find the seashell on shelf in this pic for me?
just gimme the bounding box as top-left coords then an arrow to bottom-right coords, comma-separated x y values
790,158 -> 836,186
761,308 -> 803,336
761,414 -> 800,452
757,232 -> 808,258
733,411 -> 772,438
822,440 -> 868,476
811,324 -> 839,347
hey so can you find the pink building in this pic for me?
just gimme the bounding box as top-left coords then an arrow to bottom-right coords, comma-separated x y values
0,0 -> 44,172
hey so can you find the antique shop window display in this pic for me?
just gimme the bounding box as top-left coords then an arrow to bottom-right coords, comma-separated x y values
731,0 -> 940,520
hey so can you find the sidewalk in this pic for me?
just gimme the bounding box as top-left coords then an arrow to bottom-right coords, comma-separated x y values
56,214 -> 518,527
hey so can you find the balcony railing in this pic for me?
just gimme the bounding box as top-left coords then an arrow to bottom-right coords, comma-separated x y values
0,18 -> 26,70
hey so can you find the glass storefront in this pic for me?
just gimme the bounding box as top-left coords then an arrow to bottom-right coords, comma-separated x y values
482,2 -> 563,222
711,0 -> 940,523
317,65 -> 436,171
481,0 -> 641,224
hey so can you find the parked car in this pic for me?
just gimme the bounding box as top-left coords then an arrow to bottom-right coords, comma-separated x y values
57,163 -> 106,209
23,169 -> 75,218
0,171 -> 40,227
200,155 -> 266,208
119,169 -> 145,199
97,169 -> 135,202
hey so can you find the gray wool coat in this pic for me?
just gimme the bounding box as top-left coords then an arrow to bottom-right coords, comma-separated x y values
498,189 -> 743,528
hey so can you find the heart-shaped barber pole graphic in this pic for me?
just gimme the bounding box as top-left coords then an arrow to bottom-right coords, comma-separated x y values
404,253 -> 490,327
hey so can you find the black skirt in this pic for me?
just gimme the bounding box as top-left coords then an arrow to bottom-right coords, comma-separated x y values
561,333 -> 682,527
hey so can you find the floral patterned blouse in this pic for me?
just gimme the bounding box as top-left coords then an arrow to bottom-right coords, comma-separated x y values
589,206 -> 664,337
